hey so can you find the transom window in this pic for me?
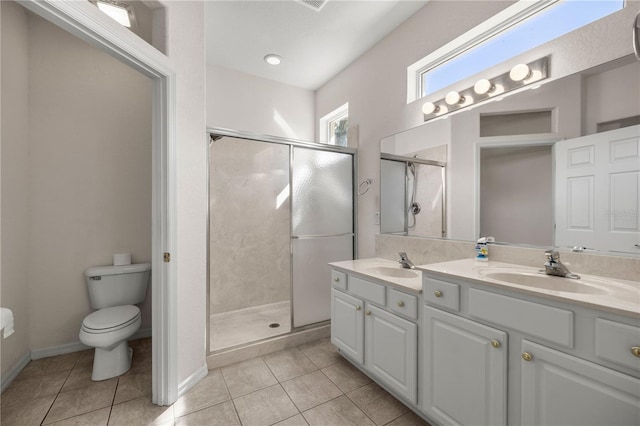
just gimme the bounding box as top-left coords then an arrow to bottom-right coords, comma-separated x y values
319,103 -> 349,146
407,0 -> 624,103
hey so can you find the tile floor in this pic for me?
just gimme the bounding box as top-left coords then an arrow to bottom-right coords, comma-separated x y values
0,337 -> 431,426
210,301 -> 291,351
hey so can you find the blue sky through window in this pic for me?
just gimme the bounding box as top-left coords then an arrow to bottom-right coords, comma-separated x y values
422,1 -> 624,97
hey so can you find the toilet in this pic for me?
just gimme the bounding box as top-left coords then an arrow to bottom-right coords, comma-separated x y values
79,262 -> 150,381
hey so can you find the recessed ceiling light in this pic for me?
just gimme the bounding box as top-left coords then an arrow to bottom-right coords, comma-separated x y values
95,1 -> 136,28
264,54 -> 282,66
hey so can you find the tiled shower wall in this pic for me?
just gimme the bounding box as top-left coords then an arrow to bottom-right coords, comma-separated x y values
210,137 -> 291,314
376,234 -> 640,282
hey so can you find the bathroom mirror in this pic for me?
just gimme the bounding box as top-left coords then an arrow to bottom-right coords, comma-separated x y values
380,55 -> 640,255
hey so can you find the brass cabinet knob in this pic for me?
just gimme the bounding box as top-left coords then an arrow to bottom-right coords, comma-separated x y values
397,301 -> 405,307
491,340 -> 501,349
631,346 -> 640,358
334,277 -> 340,282
522,352 -> 533,362
434,290 -> 443,298
365,310 -> 371,316
355,305 -> 361,311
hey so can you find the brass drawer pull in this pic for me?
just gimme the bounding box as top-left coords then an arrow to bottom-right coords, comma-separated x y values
355,305 -> 361,311
334,277 -> 340,282
397,301 -> 405,307
631,346 -> 640,358
522,352 -> 533,362
434,290 -> 443,298
365,310 -> 371,316
491,340 -> 501,349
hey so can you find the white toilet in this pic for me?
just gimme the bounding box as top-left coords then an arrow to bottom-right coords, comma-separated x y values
79,263 -> 150,381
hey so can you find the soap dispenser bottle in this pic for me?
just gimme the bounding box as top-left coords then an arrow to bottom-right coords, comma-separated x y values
475,237 -> 494,261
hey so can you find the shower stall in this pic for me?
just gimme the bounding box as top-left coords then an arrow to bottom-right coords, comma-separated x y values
380,154 -> 446,238
208,132 -> 355,352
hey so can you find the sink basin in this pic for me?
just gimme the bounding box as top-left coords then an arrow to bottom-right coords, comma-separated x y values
482,271 -> 609,295
366,266 -> 419,279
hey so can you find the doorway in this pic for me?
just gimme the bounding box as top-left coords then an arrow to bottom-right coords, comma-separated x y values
16,0 -> 176,405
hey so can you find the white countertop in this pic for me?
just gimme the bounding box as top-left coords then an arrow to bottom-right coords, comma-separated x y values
417,259 -> 640,318
330,258 -> 422,294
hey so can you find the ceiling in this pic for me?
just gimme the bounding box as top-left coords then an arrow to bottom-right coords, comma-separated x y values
204,0 -> 428,90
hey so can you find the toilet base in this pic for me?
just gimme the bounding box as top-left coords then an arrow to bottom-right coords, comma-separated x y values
91,341 -> 133,381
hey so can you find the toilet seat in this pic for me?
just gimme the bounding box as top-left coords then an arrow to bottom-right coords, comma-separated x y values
81,305 -> 141,334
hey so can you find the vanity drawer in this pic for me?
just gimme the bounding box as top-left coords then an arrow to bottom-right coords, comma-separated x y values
469,288 -> 574,348
331,270 -> 347,291
349,276 -> 386,306
424,278 -> 460,312
388,288 -> 418,319
595,318 -> 640,373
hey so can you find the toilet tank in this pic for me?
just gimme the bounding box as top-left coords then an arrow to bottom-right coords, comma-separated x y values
85,263 -> 151,309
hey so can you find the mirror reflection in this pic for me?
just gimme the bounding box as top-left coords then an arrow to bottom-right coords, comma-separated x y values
380,55 -> 640,255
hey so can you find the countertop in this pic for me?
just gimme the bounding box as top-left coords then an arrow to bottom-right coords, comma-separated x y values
329,258 -> 422,294
417,259 -> 640,318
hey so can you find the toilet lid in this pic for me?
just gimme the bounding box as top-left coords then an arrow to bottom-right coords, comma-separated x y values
82,305 -> 140,332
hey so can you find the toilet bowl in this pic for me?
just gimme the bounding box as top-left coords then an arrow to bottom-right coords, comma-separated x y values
79,262 -> 150,381
79,305 -> 142,380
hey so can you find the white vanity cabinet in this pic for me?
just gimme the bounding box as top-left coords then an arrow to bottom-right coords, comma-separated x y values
423,306 -> 507,426
422,269 -> 640,426
520,340 -> 640,426
330,271 -> 418,405
331,289 -> 364,363
365,303 -> 417,403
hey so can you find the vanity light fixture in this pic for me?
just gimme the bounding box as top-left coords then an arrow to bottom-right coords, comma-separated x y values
94,0 -> 136,28
422,56 -> 548,122
474,78 -> 495,95
264,54 -> 282,66
445,91 -> 465,105
421,102 -> 440,115
509,63 -> 531,82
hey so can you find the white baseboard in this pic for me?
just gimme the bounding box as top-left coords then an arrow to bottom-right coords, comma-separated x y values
1,351 -> 31,392
30,327 -> 152,360
178,364 -> 208,398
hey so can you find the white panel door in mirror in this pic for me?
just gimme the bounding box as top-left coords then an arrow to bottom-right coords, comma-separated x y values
556,125 -> 640,253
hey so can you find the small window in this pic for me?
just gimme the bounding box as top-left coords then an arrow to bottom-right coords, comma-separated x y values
319,103 -> 348,146
407,0 -> 624,102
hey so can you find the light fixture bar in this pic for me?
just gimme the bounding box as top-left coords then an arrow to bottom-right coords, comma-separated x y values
422,56 -> 549,121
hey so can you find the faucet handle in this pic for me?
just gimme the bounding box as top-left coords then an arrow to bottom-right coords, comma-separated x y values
398,252 -> 408,260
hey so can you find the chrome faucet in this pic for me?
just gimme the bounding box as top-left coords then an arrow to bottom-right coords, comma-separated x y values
398,252 -> 415,269
541,250 -> 580,279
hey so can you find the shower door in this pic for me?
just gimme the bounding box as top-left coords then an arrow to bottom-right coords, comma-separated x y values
291,147 -> 354,327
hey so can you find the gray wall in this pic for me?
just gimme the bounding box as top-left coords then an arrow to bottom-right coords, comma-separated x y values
1,0 -> 32,379
480,146 -> 553,246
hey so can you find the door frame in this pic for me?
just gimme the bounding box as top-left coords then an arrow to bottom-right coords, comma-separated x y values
20,1 -> 178,405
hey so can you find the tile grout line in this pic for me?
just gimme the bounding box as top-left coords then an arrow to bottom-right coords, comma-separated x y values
216,364 -> 243,425
38,364 -> 74,426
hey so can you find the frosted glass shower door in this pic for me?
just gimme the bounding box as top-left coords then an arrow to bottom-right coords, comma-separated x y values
292,147 -> 354,327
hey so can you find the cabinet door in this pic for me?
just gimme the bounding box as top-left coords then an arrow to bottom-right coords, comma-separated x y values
331,289 -> 364,363
365,304 -> 418,404
521,340 -> 640,426
423,307 -> 507,426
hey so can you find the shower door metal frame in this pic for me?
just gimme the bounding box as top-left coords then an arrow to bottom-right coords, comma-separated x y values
380,153 -> 447,237
206,127 -> 357,355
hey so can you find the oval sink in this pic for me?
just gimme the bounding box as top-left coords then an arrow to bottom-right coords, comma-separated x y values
366,266 -> 419,279
484,271 -> 608,295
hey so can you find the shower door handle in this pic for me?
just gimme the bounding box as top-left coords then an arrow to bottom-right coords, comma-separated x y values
291,233 -> 355,239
